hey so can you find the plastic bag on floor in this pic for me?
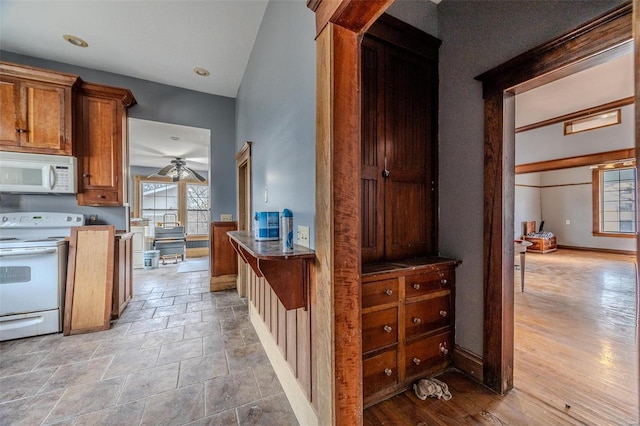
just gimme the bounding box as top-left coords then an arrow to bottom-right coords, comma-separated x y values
413,378 -> 452,401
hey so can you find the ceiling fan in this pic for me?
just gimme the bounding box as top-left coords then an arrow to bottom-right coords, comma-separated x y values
155,157 -> 206,182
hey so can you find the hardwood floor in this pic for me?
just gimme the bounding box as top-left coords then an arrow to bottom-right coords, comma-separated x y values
364,249 -> 639,425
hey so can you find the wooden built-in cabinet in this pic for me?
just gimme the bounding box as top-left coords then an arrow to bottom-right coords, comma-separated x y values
0,62 -> 78,155
362,258 -> 458,406
76,82 -> 136,206
361,15 -> 441,264
210,221 -> 238,291
112,232 -> 133,318
360,15 -> 456,406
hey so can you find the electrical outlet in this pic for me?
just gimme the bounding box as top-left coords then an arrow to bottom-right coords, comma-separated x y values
220,214 -> 233,221
297,225 -> 310,248
565,219 -> 571,225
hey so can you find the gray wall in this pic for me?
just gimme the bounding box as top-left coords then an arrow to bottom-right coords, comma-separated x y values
0,51 -> 236,230
437,1 -> 626,356
235,0 -> 316,248
386,0 -> 439,36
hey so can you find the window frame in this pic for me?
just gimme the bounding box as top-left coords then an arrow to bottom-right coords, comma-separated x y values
592,164 -> 638,238
133,175 -> 210,236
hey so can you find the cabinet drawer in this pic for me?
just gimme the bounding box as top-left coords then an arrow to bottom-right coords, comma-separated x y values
405,269 -> 453,299
78,190 -> 120,206
363,307 -> 397,353
405,293 -> 452,339
363,278 -> 398,309
405,332 -> 452,378
363,349 -> 397,398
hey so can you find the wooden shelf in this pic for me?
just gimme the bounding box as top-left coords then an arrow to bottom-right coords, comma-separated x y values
227,231 -> 315,310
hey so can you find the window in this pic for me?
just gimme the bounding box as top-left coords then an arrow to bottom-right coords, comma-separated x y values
133,176 -> 210,235
592,165 -> 637,237
564,109 -> 621,135
186,183 -> 210,235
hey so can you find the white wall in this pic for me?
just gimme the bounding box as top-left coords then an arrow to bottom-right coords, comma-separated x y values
516,104 -> 635,164
515,167 -> 637,252
515,103 -> 635,251
514,173 -> 542,238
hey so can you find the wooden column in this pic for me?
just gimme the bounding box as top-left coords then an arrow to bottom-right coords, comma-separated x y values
210,221 -> 238,291
311,1 -> 393,424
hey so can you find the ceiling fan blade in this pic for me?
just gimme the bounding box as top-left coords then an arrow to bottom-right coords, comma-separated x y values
157,165 -> 174,175
190,169 -> 206,182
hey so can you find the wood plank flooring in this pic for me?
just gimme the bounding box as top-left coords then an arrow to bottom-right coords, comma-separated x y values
364,249 -> 639,425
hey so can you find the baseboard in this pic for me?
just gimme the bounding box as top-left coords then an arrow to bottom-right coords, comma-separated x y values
249,305 -> 319,426
557,245 -> 636,256
209,274 -> 237,292
453,345 -> 483,383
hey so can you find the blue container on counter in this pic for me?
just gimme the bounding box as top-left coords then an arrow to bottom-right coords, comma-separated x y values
254,211 -> 279,241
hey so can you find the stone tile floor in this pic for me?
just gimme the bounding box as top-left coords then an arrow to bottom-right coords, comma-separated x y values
0,262 -> 298,425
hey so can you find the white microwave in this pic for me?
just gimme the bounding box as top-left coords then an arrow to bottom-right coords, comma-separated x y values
0,151 -> 77,194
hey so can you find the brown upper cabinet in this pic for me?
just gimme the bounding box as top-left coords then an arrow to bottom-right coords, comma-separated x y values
0,62 -> 79,155
75,82 -> 136,206
361,15 -> 442,264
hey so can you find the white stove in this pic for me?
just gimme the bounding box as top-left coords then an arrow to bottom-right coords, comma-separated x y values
0,212 -> 85,341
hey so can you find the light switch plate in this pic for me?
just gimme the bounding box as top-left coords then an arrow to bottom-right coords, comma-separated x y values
220,214 -> 233,221
297,226 -> 310,248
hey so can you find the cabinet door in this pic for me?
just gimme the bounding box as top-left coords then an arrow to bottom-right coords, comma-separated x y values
0,79 -> 18,147
383,46 -> 437,261
361,37 -> 386,263
20,81 -> 70,154
0,78 -> 71,154
77,95 -> 123,205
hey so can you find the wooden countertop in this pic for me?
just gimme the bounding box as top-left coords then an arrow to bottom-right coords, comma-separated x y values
227,230 -> 315,260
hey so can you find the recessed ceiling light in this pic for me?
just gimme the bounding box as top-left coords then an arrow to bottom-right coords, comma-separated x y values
63,34 -> 88,48
193,67 -> 210,77
170,136 -> 180,141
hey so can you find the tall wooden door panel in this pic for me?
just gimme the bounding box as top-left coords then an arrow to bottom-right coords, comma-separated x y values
80,96 -> 119,190
361,37 -> 386,264
361,19 -> 439,263
384,46 -> 436,260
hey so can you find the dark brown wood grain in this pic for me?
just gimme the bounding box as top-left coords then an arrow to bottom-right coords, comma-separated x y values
210,221 -> 238,277
332,23 -> 364,425
516,148 -> 635,174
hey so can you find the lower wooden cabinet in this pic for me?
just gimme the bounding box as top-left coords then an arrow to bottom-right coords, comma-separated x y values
112,233 -> 133,318
362,257 -> 459,406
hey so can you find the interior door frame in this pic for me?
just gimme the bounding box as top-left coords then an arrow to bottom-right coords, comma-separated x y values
236,141 -> 252,298
475,3 -> 634,394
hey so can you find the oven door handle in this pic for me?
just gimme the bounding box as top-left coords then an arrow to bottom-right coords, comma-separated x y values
0,247 -> 58,257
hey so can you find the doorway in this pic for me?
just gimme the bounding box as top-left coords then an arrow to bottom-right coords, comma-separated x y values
235,142 -> 252,298
476,3 -> 636,396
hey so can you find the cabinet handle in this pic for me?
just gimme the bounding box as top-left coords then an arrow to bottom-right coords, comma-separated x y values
441,279 -> 448,284
98,195 -> 106,199
384,289 -> 393,296
15,128 -> 27,133
439,310 -> 448,317
412,357 -> 421,365
383,325 -> 392,333
439,343 -> 449,355
412,317 -> 421,324
384,368 -> 393,376
83,174 -> 90,178
413,283 -> 421,290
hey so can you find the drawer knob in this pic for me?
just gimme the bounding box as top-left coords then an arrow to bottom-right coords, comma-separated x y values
384,289 -> 393,296
412,357 -> 421,365
439,310 -> 448,317
383,325 -> 392,333
16,128 -> 27,133
439,343 -> 449,355
413,283 -> 421,290
441,279 -> 448,284
98,194 -> 106,199
384,368 -> 393,376
412,317 -> 421,324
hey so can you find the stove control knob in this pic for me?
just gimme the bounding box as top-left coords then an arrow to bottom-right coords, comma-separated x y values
66,216 -> 72,221
2,216 -> 7,222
